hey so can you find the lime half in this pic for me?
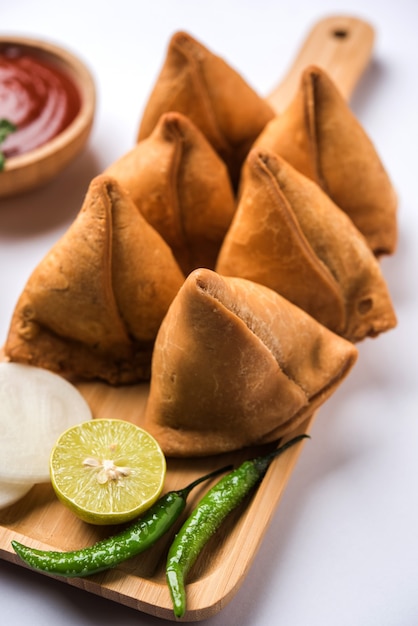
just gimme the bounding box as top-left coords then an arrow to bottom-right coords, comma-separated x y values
50,419 -> 166,525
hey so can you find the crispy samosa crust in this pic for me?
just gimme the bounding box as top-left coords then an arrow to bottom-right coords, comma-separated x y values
136,31 -> 275,188
216,149 -> 397,343
143,268 -> 358,456
106,112 -> 236,275
253,65 -> 397,255
4,175 -> 185,384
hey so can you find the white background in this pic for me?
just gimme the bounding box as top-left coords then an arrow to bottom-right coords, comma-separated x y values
1,1 -> 418,624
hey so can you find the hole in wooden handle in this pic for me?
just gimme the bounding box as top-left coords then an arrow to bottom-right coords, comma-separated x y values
332,28 -> 349,39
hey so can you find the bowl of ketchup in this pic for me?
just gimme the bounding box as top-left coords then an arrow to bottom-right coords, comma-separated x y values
0,36 -> 96,198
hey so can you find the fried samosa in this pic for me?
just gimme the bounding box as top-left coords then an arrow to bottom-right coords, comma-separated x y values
137,31 -> 275,188
106,112 -> 236,275
143,268 -> 358,457
216,149 -> 397,343
253,65 -> 397,255
4,175 -> 185,384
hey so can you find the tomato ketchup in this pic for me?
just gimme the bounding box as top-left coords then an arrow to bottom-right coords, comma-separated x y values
0,43 -> 81,158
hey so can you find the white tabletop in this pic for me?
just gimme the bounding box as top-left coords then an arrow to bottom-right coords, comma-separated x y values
1,1 -> 418,624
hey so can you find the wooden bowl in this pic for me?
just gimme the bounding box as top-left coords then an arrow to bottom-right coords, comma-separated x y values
0,36 -> 96,198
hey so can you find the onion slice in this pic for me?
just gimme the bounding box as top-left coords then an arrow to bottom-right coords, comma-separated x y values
0,362 -> 93,485
0,481 -> 34,509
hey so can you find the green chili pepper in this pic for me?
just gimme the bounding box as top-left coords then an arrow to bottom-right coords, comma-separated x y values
166,434 -> 309,618
11,465 -> 231,578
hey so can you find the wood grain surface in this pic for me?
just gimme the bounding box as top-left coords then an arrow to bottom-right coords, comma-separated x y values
0,15 -> 375,621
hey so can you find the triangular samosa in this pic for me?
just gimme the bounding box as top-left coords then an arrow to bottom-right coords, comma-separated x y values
4,175 -> 185,384
253,65 -> 397,255
106,112 -> 236,275
216,149 -> 397,342
137,31 -> 275,188
143,268 -> 358,456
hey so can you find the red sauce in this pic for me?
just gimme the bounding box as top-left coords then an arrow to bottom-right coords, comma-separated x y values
0,44 -> 81,158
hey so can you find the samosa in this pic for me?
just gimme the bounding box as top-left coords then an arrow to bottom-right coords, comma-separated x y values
253,65 -> 397,255
137,31 -> 275,188
143,268 -> 358,457
106,112 -> 236,275
216,149 -> 397,343
4,175 -> 185,384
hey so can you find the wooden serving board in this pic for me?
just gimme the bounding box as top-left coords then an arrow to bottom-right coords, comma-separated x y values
0,16 -> 375,622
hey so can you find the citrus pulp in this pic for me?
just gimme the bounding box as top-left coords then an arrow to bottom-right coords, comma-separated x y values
50,419 -> 166,525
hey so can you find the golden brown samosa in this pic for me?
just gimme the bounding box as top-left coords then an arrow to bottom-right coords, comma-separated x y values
106,112 -> 236,275
253,65 -> 397,255
216,149 -> 397,343
4,175 -> 185,384
143,268 -> 358,457
137,31 -> 275,188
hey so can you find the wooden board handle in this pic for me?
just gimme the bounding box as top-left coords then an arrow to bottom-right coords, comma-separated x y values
267,15 -> 375,113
